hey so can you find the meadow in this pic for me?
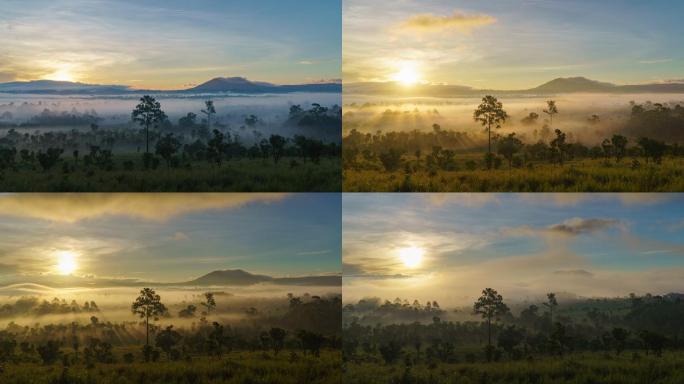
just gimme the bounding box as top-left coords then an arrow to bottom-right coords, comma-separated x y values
0,155 -> 341,192
344,352 -> 684,384
2,349 -> 341,384
343,155 -> 684,192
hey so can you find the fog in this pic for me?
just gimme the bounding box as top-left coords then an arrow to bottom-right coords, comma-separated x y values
0,92 -> 341,142
343,93 -> 684,145
0,283 -> 341,329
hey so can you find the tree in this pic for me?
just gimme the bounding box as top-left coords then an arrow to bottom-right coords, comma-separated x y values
473,288 -> 509,361
269,327 -> 287,355
497,133 -> 523,171
498,325 -> 524,359
131,288 -> 167,347
550,129 -> 568,165
638,137 -> 667,164
269,134 -> 287,164
132,95 -> 166,154
155,325 -> 181,361
201,100 -> 216,130
543,292 -> 558,328
521,112 -> 539,125
297,330 -> 325,357
611,327 -> 628,355
379,148 -> 404,172
37,148 -> 63,171
155,133 -> 181,168
207,129 -> 229,166
474,95 -> 508,155
37,340 -> 61,365
178,112 -> 197,129
611,135 -> 628,162
178,304 -> 197,318
543,100 -> 558,127
378,340 -> 402,364
202,292 -> 216,314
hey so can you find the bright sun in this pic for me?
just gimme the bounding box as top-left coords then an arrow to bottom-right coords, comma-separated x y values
392,64 -> 421,86
399,246 -> 424,268
56,251 -> 78,275
46,68 -> 75,82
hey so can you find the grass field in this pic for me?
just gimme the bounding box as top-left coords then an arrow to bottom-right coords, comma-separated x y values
0,349 -> 341,384
0,155 -> 341,192
343,156 -> 684,192
344,352 -> 684,384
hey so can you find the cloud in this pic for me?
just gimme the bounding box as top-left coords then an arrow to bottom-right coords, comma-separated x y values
548,218 -> 622,236
638,58 -> 672,64
173,232 -> 189,241
553,269 -> 594,277
398,11 -> 496,34
299,60 -> 315,65
0,193 -> 288,223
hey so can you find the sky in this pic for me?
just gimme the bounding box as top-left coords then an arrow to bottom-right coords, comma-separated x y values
0,193 -> 341,284
343,193 -> 684,306
343,0 -> 684,89
0,0 -> 341,89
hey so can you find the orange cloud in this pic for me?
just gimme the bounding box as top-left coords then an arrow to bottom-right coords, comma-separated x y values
399,11 -> 496,33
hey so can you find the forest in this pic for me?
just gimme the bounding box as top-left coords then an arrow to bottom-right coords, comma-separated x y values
343,98 -> 684,192
0,289 -> 342,384
0,97 -> 341,191
342,290 -> 684,383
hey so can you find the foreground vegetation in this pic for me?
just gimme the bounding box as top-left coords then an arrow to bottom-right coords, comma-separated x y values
343,99 -> 684,191
0,289 -> 341,383
343,290 -> 684,383
2,349 -> 341,384
0,98 -> 341,191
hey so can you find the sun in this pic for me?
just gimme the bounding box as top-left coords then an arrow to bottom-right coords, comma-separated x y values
392,64 -> 421,86
56,251 -> 78,275
45,67 -> 75,82
398,246 -> 424,268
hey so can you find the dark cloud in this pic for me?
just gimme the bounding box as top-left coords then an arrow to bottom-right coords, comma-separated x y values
553,269 -> 594,277
548,218 -> 621,236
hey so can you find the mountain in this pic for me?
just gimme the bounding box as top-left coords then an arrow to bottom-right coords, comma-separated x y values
0,80 -> 131,94
0,268 -> 341,289
528,77 -> 617,93
187,77 -> 341,93
345,76 -> 684,96
184,269 -> 341,287
0,77 -> 341,95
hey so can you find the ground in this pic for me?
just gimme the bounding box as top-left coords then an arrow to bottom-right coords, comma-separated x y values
343,156 -> 684,192
344,351 -> 684,384
0,155 -> 341,192
1,349 -> 341,384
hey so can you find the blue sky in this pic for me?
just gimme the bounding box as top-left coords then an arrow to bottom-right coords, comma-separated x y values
0,0 -> 341,88
0,193 -> 341,283
343,194 -> 684,304
344,0 -> 684,88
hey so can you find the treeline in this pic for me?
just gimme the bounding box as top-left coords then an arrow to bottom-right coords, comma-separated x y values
343,99 -> 684,172
343,290 -> 684,364
0,289 -> 341,366
343,297 -> 446,324
0,297 -> 100,317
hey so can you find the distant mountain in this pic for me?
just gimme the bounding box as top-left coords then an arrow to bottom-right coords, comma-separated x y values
528,77 -> 617,93
187,77 -> 341,94
345,76 -> 684,96
0,268 -> 341,290
0,77 -> 341,95
184,269 -> 341,287
0,80 -> 131,94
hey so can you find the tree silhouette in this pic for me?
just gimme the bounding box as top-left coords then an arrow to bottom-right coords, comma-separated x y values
269,327 -> 286,355
132,96 -> 166,154
474,96 -> 508,155
201,100 -> 216,131
131,288 -> 167,347
543,292 -> 558,328
497,133 -> 523,171
269,134 -> 287,164
473,288 -> 509,361
550,129 -> 568,165
156,325 -> 181,360
543,100 -> 558,127
202,292 -> 216,314
155,133 -> 181,167
611,135 -> 628,162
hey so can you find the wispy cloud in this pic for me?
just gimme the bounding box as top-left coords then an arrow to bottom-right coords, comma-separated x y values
398,11 -> 496,34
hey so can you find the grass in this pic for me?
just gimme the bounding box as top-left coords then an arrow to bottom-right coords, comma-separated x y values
344,352 -> 684,384
0,349 -> 341,384
343,156 -> 684,192
0,155 -> 341,192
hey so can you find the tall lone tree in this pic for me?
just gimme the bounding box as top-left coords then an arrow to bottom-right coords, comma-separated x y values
202,100 -> 216,130
132,96 -> 166,154
474,95 -> 508,156
202,292 -> 217,314
543,100 -> 558,127
543,292 -> 558,327
473,288 -> 509,361
132,288 -> 167,347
